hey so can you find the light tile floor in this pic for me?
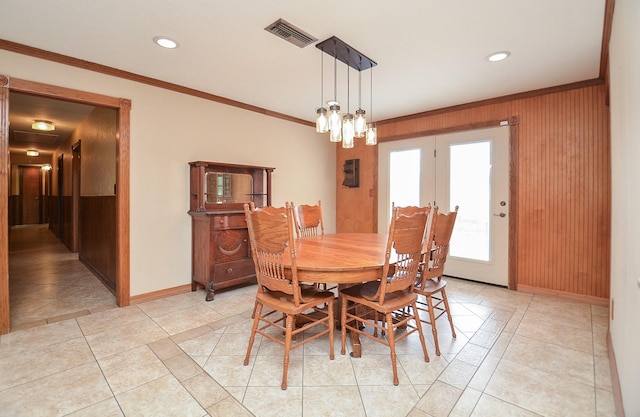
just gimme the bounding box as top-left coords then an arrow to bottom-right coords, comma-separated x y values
1,226 -> 616,416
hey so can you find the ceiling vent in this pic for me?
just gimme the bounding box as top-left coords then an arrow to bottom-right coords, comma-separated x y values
265,18 -> 317,48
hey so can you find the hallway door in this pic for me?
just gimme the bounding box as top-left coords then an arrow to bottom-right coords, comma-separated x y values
19,166 -> 41,225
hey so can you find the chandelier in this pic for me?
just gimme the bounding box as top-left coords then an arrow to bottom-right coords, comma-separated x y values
314,36 -> 377,148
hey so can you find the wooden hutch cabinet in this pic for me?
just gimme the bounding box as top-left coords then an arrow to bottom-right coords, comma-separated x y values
188,161 -> 274,301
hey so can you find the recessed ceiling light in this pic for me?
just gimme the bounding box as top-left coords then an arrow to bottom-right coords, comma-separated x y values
487,51 -> 511,62
153,36 -> 178,49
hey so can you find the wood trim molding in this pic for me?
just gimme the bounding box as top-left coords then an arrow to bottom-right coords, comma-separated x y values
116,99 -> 131,307
517,284 -> 609,306
600,0 -> 616,79
508,116 -> 519,291
378,119 -> 508,143
130,284 -> 192,305
0,39 -> 313,128
607,329 -> 626,417
0,75 -> 10,334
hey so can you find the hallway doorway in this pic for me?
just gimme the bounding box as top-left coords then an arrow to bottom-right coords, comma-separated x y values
0,76 -> 131,334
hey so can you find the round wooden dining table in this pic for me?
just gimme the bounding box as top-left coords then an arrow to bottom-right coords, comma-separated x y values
287,232 -> 391,357
291,232 -> 389,282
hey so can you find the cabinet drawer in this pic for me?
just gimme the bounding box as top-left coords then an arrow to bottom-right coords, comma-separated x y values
213,259 -> 255,283
212,215 -> 247,230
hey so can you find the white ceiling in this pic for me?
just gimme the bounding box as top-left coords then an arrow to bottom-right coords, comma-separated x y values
1,0 -> 607,150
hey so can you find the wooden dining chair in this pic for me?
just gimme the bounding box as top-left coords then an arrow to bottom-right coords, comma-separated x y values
291,200 -> 324,238
340,207 -> 430,385
290,200 -> 334,292
383,203 -> 434,325
414,206 -> 459,356
243,202 -> 335,390
392,202 -> 435,258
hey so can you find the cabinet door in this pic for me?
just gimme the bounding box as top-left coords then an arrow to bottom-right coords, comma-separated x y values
213,229 -> 249,262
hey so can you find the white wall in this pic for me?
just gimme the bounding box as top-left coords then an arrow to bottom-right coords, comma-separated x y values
609,0 -> 640,415
1,50 -> 336,296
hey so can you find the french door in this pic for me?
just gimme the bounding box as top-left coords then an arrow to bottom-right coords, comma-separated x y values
378,126 -> 509,286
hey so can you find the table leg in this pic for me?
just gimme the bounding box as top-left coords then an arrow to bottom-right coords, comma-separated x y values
350,331 -> 362,358
337,284 -> 362,358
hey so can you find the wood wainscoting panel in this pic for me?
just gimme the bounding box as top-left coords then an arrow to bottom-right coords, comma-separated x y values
8,195 -> 19,226
79,195 -> 116,290
337,83 -> 611,300
48,195 -> 59,236
62,196 -> 73,250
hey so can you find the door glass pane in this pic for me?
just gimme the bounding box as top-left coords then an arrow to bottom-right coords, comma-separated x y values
449,141 -> 491,261
389,149 -> 420,213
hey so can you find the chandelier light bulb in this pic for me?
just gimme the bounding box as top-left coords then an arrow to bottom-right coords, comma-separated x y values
316,107 -> 329,133
354,109 -> 367,138
328,102 -> 342,141
342,114 -> 355,148
366,122 -> 377,146
330,125 -> 342,142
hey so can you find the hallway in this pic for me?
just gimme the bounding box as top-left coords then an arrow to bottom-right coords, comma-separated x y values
8,224 -> 117,330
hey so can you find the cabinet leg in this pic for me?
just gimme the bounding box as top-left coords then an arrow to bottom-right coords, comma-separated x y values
205,281 -> 215,301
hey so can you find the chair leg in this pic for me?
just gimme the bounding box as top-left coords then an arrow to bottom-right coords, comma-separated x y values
340,298 -> 348,355
328,299 -> 335,360
373,310 -> 380,337
425,295 -> 441,356
281,313 -> 294,390
441,289 -> 456,338
244,302 -> 262,366
385,312 -> 400,386
412,302 -> 430,363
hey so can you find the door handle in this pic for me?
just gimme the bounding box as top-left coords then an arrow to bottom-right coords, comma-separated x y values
493,212 -> 506,218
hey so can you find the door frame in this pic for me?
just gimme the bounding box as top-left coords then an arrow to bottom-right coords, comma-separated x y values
0,75 -> 131,334
72,140 -> 81,252
57,153 -> 64,241
380,117 -> 519,290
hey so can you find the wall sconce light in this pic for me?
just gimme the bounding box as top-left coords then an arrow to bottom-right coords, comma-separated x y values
42,164 -> 52,171
26,150 -> 39,157
32,120 -> 55,131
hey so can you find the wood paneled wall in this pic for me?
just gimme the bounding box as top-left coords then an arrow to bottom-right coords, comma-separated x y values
79,196 -> 116,290
336,83 -> 611,301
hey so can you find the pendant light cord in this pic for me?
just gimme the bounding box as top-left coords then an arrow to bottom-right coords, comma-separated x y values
370,66 -> 374,121
333,43 -> 338,102
320,53 -> 324,107
358,56 -> 362,110
347,54 -> 350,113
